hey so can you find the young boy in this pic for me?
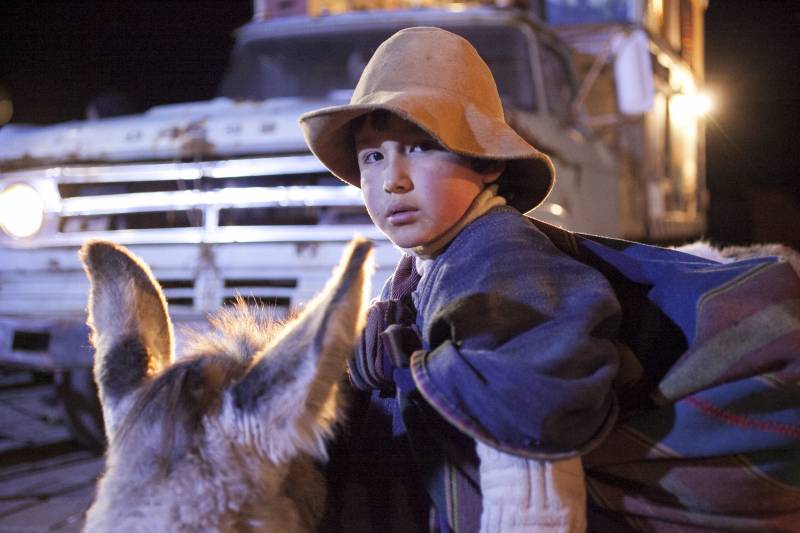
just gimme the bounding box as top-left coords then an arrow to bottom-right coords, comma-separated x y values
300,27 -> 622,532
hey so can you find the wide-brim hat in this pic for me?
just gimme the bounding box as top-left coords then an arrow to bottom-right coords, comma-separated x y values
299,26 -> 555,213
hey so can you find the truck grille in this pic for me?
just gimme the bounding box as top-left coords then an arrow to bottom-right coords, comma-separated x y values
221,277 -> 296,310
60,210 -> 202,232
0,154 -> 393,319
159,278 -> 196,307
156,276 -> 297,310
20,154 -> 374,246
56,172 -> 341,198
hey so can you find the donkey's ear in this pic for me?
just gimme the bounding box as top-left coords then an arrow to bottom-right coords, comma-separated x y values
231,237 -> 373,463
80,241 -> 173,413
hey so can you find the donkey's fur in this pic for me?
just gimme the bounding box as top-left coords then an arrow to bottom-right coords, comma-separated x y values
80,238 -> 372,532
675,240 -> 800,275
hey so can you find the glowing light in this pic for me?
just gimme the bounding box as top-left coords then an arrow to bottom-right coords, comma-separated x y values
670,91 -> 712,129
690,92 -> 712,115
0,183 -> 45,238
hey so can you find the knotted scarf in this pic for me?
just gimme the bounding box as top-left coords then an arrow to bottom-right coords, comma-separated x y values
349,254 -> 422,395
348,253 -> 484,533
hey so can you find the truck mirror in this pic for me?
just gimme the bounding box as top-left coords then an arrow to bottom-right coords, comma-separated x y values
612,30 -> 654,115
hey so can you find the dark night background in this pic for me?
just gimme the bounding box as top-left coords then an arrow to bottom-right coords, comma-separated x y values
1,1 -> 798,247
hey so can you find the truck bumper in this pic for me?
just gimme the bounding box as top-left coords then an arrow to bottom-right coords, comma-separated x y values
0,316 -> 92,371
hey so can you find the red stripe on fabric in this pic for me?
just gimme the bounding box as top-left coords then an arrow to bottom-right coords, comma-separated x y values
686,396 -> 800,439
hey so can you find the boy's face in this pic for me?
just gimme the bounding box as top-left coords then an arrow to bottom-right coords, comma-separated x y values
355,113 -> 501,249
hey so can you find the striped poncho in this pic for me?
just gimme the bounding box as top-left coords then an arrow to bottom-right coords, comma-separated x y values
535,220 -> 800,532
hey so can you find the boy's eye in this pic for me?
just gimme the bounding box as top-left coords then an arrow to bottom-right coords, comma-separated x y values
361,151 -> 383,164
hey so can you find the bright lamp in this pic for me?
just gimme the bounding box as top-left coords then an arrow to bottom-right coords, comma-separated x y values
0,183 -> 45,238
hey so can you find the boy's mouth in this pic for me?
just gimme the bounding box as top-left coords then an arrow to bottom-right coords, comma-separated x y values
386,204 -> 418,225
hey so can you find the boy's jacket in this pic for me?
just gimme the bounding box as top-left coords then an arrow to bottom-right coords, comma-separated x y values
345,208 -> 800,531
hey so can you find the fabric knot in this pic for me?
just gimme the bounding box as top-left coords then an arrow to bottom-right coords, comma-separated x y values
349,255 -> 422,393
391,254 -> 422,299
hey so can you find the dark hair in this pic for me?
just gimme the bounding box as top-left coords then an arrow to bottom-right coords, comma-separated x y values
350,110 -> 503,176
349,109 -> 391,134
470,157 -> 503,174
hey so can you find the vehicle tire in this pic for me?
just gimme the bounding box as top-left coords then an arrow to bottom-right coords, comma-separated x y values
55,368 -> 106,452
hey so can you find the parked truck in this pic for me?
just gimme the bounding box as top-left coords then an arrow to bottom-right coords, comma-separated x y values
0,0 -> 708,447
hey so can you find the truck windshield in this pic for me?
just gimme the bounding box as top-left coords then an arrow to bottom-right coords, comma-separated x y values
219,25 -> 536,111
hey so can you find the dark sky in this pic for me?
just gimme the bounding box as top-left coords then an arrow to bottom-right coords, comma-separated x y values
0,1 -> 251,123
702,1 -> 799,245
1,1 -> 798,243
704,1 -> 799,186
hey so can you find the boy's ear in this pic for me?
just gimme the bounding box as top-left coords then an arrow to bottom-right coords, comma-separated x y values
482,160 -> 506,184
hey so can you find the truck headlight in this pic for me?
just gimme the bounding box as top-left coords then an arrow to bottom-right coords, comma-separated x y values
0,183 -> 45,238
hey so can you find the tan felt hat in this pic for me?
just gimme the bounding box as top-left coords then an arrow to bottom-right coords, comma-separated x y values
298,26 -> 555,213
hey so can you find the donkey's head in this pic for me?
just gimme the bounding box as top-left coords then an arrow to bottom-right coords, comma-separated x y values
80,238 -> 372,532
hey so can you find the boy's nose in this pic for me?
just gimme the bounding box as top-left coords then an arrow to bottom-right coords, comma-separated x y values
383,154 -> 412,193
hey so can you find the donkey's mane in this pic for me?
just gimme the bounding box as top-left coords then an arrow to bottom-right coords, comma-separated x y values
182,299 -> 290,362
115,301 -> 290,470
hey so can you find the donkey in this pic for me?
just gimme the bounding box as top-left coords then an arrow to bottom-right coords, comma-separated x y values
80,237 -> 372,532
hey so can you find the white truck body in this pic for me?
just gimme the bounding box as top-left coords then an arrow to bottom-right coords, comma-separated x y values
0,2 -> 707,444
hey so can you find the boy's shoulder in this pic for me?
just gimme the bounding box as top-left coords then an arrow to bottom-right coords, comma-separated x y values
444,205 -> 559,260
422,205 -> 594,297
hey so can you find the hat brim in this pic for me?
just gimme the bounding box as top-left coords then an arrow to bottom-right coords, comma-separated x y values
299,90 -> 555,213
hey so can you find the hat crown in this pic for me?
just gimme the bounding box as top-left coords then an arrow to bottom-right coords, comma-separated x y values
352,27 -> 503,119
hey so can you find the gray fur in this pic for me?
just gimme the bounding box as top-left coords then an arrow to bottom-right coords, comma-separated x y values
676,240 -> 800,275
80,238 -> 372,532
98,336 -> 150,399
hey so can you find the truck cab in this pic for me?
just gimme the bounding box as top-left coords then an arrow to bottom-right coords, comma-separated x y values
0,0 -> 708,446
